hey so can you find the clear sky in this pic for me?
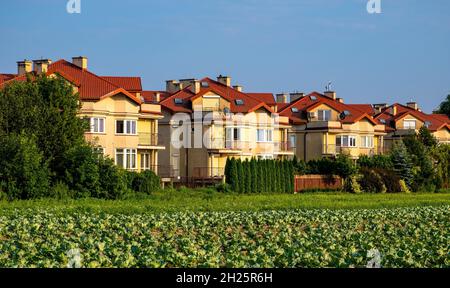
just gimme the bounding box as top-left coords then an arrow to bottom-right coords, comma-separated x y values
1,0 -> 449,112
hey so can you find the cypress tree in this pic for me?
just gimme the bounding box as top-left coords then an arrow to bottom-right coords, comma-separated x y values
237,159 -> 244,193
250,158 -> 257,193
225,157 -> 230,184
257,159 -> 264,193
244,159 -> 251,193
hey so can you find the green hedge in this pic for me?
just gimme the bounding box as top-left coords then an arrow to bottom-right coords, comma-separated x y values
225,158 -> 294,193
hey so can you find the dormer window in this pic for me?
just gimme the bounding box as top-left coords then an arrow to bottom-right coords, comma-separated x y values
424,121 -> 431,128
235,99 -> 244,106
174,98 -> 183,105
310,96 -> 317,101
318,109 -> 331,121
291,107 -> 299,113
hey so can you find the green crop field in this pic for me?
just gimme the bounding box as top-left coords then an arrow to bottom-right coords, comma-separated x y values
0,205 -> 449,268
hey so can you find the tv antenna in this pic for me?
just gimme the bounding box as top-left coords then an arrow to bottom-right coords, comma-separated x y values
325,81 -> 332,91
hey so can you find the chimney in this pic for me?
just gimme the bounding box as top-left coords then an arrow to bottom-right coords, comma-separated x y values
276,93 -> 289,104
33,59 -> 52,75
324,91 -> 337,100
166,80 -> 180,93
233,85 -> 243,92
179,79 -> 201,94
407,102 -> 418,110
72,56 -> 88,70
217,75 -> 231,87
290,92 -> 304,103
391,105 -> 397,116
17,60 -> 32,75
373,103 -> 388,114
155,92 -> 161,103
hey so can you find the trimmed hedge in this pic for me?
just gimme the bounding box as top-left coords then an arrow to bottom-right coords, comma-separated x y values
225,158 -> 294,193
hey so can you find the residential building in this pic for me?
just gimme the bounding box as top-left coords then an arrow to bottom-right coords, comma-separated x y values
0,57 -> 164,173
157,76 -> 294,180
274,91 -> 387,161
373,102 -> 450,148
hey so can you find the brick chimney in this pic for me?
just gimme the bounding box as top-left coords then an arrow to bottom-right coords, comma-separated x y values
72,56 -> 88,70
166,80 -> 180,93
406,102 -> 418,110
276,93 -> 289,103
33,59 -> 52,75
233,85 -> 243,92
391,105 -> 398,116
324,91 -> 337,100
180,79 -> 201,94
217,75 -> 231,87
17,60 -> 32,75
290,92 -> 304,103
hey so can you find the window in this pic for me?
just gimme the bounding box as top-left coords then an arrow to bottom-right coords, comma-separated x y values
141,153 -> 150,170
403,119 -> 416,130
115,149 -> 137,169
116,120 -> 137,135
291,107 -> 299,113
235,99 -> 244,106
233,128 -> 241,141
360,136 -> 374,148
336,135 -> 357,147
174,98 -> 183,105
86,117 -> 105,133
289,135 -> 297,148
318,110 -> 331,121
257,129 -> 273,143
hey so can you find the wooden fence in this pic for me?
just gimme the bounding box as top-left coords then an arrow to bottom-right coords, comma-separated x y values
294,175 -> 343,192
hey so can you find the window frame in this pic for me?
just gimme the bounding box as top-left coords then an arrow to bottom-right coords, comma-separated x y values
115,120 -> 137,135
318,109 -> 332,121
360,136 -> 374,148
256,129 -> 273,143
403,119 -> 417,130
115,148 -> 137,170
336,135 -> 357,148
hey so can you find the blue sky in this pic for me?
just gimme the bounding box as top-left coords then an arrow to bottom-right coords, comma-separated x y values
1,0 -> 449,112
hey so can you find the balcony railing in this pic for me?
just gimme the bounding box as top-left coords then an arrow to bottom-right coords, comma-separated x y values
192,167 -> 225,178
274,141 -> 295,153
138,133 -> 161,146
323,145 -> 387,156
150,165 -> 179,178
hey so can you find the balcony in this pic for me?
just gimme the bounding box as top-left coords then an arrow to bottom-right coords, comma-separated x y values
192,167 -> 225,178
138,133 -> 162,147
150,165 -> 179,178
323,145 -> 386,157
274,141 -> 295,154
207,138 -> 251,153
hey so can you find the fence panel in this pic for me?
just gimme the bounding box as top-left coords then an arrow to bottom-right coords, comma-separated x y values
294,175 -> 343,192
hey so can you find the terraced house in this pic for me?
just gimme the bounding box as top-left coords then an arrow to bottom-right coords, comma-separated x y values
373,102 -> 450,148
0,57 -> 165,173
273,91 -> 387,161
156,76 -> 294,180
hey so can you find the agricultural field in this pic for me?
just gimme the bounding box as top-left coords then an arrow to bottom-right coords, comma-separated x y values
0,205 -> 449,268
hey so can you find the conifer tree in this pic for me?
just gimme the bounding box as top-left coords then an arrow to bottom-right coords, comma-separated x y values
236,159 -> 244,193
391,141 -> 414,188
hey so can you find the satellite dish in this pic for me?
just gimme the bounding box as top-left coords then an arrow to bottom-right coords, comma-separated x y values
339,110 -> 351,120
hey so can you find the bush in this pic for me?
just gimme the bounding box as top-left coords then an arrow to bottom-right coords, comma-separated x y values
399,180 -> 411,193
95,157 -> 128,200
130,170 -> 160,195
216,183 -> 232,193
344,176 -> 362,194
373,168 -> 402,193
0,133 -> 50,200
62,145 -> 100,198
51,181 -> 73,200
358,168 -> 386,193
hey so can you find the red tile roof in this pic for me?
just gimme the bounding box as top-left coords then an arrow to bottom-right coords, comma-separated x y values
141,90 -> 170,103
160,77 -> 275,114
247,93 -> 276,105
375,103 -> 450,132
101,76 -> 142,92
1,59 -> 142,104
347,104 -> 375,116
276,92 -> 380,126
0,73 -> 17,84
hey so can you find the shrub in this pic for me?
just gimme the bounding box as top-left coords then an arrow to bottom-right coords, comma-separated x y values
62,145 -> 100,198
216,183 -> 232,193
95,157 -> 128,200
51,181 -> 73,200
390,141 -> 413,188
373,168 -> 402,193
131,170 -> 160,195
345,176 -> 362,194
0,133 -> 50,200
399,180 -> 411,193
358,168 -> 386,193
